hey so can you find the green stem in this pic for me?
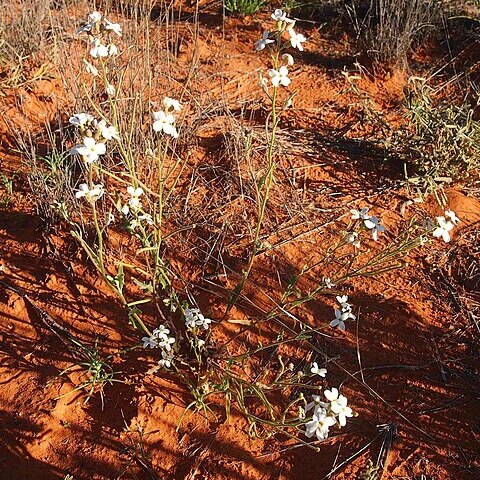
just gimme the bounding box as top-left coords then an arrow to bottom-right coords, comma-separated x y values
225,51 -> 281,316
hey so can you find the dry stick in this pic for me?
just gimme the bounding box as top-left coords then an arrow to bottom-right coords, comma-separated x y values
375,423 -> 397,476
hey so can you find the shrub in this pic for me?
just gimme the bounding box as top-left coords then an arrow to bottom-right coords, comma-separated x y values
398,78 -> 480,200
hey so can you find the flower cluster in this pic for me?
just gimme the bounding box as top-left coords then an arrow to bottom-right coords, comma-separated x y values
330,295 -> 356,331
152,97 -> 182,138
351,207 -> 386,241
184,307 -> 212,331
122,186 -> 143,214
69,114 -> 118,164
432,210 -> 460,243
76,12 -> 121,58
255,9 -> 306,90
76,11 -> 121,96
304,388 -> 353,440
75,183 -> 105,203
142,325 -> 176,368
117,185 -> 154,231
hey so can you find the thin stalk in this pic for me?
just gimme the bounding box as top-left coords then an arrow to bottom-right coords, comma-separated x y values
224,51 -> 281,316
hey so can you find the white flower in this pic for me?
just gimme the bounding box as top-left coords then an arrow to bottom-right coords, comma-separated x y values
184,309 -> 197,329
104,18 -> 122,36
94,120 -> 119,140
101,124 -> 119,141
288,28 -> 306,51
153,325 -> 170,337
158,350 -> 174,368
324,387 -> 339,402
268,66 -> 291,87
107,44 -> 118,56
324,388 -> 353,427
163,97 -> 182,112
197,314 -> 212,330
84,60 -> 99,76
142,335 -> 158,349
75,183 -> 90,199
69,113 -> 94,127
71,137 -> 106,163
184,307 -> 212,330
75,183 -> 105,202
346,231 -> 360,248
282,53 -> 294,66
75,12 -> 101,35
331,396 -> 352,427
126,185 -> 144,212
305,409 -> 336,440
364,215 -> 385,241
138,213 -> 153,225
143,324 -> 176,352
298,406 -> 306,420
445,210 -> 460,225
330,309 -> 355,331
271,9 -> 294,24
152,110 -> 178,137
350,207 -> 370,221
128,196 -> 142,211
433,216 -> 454,243
254,31 -> 274,51
129,218 -> 139,230
88,11 -> 102,24
90,38 -> 109,58
272,9 -> 287,21
324,277 -> 335,289
310,362 -> 327,377
106,83 -> 115,96
336,294 -> 351,312
157,335 -> 176,351
305,394 -> 327,413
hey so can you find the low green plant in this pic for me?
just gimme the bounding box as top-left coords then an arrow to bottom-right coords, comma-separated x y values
0,172 -> 14,207
358,459 -> 379,479
57,337 -> 123,408
399,77 -> 480,203
224,0 -> 265,16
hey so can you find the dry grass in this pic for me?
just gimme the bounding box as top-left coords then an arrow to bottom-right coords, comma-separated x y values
346,0 -> 442,65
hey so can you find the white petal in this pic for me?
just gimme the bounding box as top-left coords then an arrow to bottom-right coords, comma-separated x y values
152,120 -> 163,132
324,388 -> 338,401
95,142 -> 106,155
